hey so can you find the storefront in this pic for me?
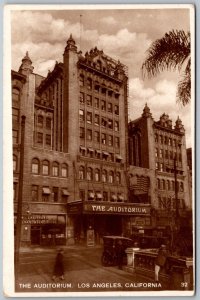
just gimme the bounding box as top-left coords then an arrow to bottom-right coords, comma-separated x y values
15,214 -> 67,246
67,201 -> 151,244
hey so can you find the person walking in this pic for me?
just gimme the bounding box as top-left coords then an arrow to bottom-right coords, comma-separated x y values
52,248 -> 65,281
154,244 -> 168,282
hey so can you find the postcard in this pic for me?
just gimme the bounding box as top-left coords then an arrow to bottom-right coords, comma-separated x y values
3,4 -> 195,297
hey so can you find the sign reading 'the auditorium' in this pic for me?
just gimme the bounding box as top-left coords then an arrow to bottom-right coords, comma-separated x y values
83,203 -> 151,215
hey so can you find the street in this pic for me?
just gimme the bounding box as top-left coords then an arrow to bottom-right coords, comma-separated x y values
16,245 -> 167,293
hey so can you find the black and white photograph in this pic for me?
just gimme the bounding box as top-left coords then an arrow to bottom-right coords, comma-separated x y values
3,4 -> 195,296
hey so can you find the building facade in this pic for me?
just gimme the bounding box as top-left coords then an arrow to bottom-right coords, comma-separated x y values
13,36 -> 151,246
128,104 -> 191,240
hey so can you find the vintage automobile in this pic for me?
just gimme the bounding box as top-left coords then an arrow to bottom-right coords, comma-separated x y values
101,236 -> 134,266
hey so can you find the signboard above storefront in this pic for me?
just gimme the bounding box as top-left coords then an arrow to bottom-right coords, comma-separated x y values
67,201 -> 151,215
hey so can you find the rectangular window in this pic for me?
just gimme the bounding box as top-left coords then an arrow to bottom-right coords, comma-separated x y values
37,132 -> 43,144
108,103 -> 113,113
101,100 -> 106,111
160,149 -> 163,158
80,92 -> 85,104
38,115 -> 44,126
87,129 -> 92,141
46,117 -> 51,129
12,108 -> 19,122
79,109 -> 84,122
165,150 -> 168,159
102,133 -> 106,144
108,135 -> 113,146
87,112 -> 92,124
115,136 -> 120,148
160,163 -> 163,172
114,121 -> 119,131
53,187 -> 59,202
101,117 -> 107,127
12,130 -> 18,144
108,119 -> 113,129
94,131 -> 100,143
80,127 -> 85,139
13,183 -> 17,202
31,185 -> 38,202
94,97 -> 99,108
114,105 -> 119,115
94,114 -> 100,126
155,148 -> 158,157
46,134 -> 51,145
86,95 -> 92,106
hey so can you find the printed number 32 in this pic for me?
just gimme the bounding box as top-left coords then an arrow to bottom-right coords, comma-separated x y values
181,282 -> 188,287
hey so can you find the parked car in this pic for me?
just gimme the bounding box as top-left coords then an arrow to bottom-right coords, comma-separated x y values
101,236 -> 134,266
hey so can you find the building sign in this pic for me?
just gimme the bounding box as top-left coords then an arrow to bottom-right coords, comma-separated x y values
21,214 -> 65,225
67,201 -> 83,214
83,203 -> 151,215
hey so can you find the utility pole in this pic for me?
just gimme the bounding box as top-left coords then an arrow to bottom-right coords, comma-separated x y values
15,115 -> 26,283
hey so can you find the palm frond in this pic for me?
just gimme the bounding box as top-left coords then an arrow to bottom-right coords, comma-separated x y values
177,70 -> 191,106
142,30 -> 190,78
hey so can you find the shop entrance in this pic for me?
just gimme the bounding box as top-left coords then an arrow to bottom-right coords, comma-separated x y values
31,226 -> 41,245
105,215 -> 122,236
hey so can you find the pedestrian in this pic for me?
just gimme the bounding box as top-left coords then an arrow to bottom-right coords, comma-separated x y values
116,240 -> 124,270
154,244 -> 168,282
52,248 -> 65,281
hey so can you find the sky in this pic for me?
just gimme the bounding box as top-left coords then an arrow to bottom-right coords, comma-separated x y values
10,6 -> 193,147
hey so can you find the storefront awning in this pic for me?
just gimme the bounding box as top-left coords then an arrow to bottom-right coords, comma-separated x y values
96,193 -> 103,199
116,155 -> 123,161
89,192 -> 95,198
62,189 -> 70,196
42,187 -> 51,194
111,195 -> 117,201
102,151 -> 109,156
80,146 -> 86,151
118,195 -> 124,201
88,148 -> 94,152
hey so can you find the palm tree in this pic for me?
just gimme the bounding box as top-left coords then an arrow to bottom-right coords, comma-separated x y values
142,30 -> 191,106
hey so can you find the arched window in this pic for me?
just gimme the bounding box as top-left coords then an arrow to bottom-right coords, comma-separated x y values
52,162 -> 59,177
79,166 -> 85,180
87,167 -> 93,181
108,171 -> 114,184
61,163 -> 68,177
38,115 -> 44,126
42,160 -> 49,175
32,158 -> 40,174
167,180 -> 170,190
162,179 -> 165,190
13,155 -> 17,172
116,172 -> 121,184
157,178 -> 160,189
102,170 -> 107,183
94,169 -> 100,182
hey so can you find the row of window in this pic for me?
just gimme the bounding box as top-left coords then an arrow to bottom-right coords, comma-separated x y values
30,185 -> 69,203
157,178 -> 184,191
79,75 -> 120,99
79,147 -> 122,162
155,133 -> 181,147
156,162 -> 183,173
12,107 -> 19,122
31,158 -> 68,177
78,166 -> 121,184
79,110 -> 119,126
155,148 -> 182,161
13,129 -> 18,144
80,128 -> 120,147
81,113 -> 120,132
36,132 -> 52,146
80,92 -> 119,113
36,115 -> 52,129
158,197 -> 185,210
79,190 -> 125,202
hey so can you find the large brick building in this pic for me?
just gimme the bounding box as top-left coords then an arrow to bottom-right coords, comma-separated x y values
13,35 -> 150,246
128,104 -> 191,241
12,35 -> 191,247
